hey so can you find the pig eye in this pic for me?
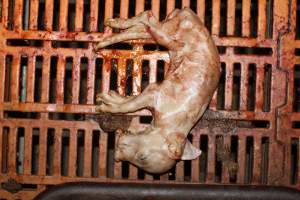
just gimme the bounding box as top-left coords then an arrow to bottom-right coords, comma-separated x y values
137,153 -> 149,161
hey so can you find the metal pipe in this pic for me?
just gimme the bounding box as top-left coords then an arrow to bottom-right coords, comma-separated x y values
35,182 -> 300,200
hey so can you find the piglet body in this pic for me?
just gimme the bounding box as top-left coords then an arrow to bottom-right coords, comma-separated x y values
95,8 -> 220,174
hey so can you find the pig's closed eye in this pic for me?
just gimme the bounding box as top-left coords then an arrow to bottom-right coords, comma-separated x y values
138,154 -> 149,161
119,143 -> 129,147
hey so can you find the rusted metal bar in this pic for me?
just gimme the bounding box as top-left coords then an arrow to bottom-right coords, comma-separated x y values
239,62 -> 249,110
34,183 -> 300,200
212,0 -> 220,35
227,0 -> 236,36
44,0 -> 54,31
90,0 -> 99,32
56,57 -> 65,104
0,54 -> 5,103
258,0 -> 267,38
59,0 -> 68,32
72,57 -> 81,104
152,0 -> 160,17
26,57 -> 35,102
52,128 -> 62,176
255,66 -> 264,112
83,129 -> 92,177
75,0 -> 84,32
23,127 -> 33,175
8,127 -> 17,175
117,59 -> 126,96
166,0 -> 175,15
242,0 -> 251,37
197,0 -> 205,23
38,127 -> 47,176
87,57 -> 96,104
175,161 -> 184,182
29,0 -> 39,30
68,128 -> 78,177
191,133 -> 200,182
102,59 -> 111,94
224,62 -> 233,110
13,0 -> 23,30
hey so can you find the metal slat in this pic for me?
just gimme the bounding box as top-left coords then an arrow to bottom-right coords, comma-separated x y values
175,161 -> 184,181
255,66 -> 264,111
252,136 -> 262,184
72,57 -> 81,104
87,57 -> 96,104
56,57 -> 65,104
152,0 -> 160,18
222,136 -> 231,183
149,59 -> 157,83
13,0 -> 23,30
0,126 -> 3,173
23,127 -> 33,175
90,0 -> 99,32
98,132 -> 107,177
120,0 -> 129,18
258,0 -> 267,38
212,0 -> 221,35
132,57 -> 142,95
83,129 -> 92,177
59,0 -> 68,31
75,0 -> 84,31
102,59 -> 111,93
41,55 -> 50,103
26,57 -> 35,102
0,54 -> 5,103
10,55 -> 20,103
224,62 -> 234,110
167,0 -> 176,15
44,0 -> 54,30
68,128 -> 78,177
240,62 -> 249,110
8,127 -> 17,175
191,133 -> 200,182
197,0 -> 205,23
114,138 -> 122,179
242,0 -> 251,37
2,0 -> 9,27
29,0 -> 39,30
52,128 -> 62,176
117,59 -> 126,96
136,0 -> 145,14
227,0 -> 236,36
237,136 -> 246,184
38,127 -> 47,176
206,135 -> 216,183
182,0 -> 190,8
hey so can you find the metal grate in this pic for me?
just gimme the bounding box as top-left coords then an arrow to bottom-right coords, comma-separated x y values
0,0 -> 298,199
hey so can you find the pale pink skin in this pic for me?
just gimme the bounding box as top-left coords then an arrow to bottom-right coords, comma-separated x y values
95,8 -> 220,174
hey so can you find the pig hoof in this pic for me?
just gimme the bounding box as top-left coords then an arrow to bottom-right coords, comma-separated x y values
104,18 -> 113,26
96,93 -> 103,102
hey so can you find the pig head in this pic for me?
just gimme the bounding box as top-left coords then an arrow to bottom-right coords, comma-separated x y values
95,8 -> 220,174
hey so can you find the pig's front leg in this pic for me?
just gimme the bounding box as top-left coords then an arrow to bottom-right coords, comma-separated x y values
96,83 -> 158,113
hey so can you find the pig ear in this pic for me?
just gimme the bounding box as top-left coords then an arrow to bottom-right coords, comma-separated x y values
166,133 -> 186,160
181,140 -> 201,160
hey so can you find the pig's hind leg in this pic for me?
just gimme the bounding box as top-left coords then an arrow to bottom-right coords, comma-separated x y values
95,24 -> 150,50
96,90 -> 135,105
96,83 -> 157,113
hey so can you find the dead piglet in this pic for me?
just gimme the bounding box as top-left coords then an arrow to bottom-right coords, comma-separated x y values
95,8 -> 220,174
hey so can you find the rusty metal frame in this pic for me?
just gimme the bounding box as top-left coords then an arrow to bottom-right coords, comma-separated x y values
0,0 -> 298,199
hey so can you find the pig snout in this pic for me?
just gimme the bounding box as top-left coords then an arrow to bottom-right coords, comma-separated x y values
114,134 -> 138,162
